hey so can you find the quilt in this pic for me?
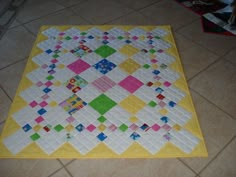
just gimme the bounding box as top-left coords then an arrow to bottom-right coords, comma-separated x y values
0,26 -> 208,158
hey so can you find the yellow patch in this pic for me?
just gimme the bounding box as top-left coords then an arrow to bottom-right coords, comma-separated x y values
119,45 -> 139,57
53,81 -> 61,87
120,95 -> 146,114
152,64 -> 158,69
159,108 -> 168,115
153,81 -> 162,87
65,124 -> 74,132
173,124 -> 181,131
119,59 -> 141,74
129,116 -> 138,123
33,125 -> 42,132
49,101 -> 57,107
98,124 -> 106,131
58,64 -> 65,69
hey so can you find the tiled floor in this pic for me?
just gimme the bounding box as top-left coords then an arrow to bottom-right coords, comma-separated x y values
0,0 -> 235,176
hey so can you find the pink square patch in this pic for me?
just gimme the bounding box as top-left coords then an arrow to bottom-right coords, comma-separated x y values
87,124 -> 96,132
67,59 -> 90,74
35,116 -> 44,123
39,101 -> 48,107
152,124 -> 160,131
66,116 -> 75,123
29,101 -> 38,108
129,124 -> 139,131
92,76 -> 116,92
119,76 -> 143,93
36,81 -> 43,87
164,81 -> 171,87
45,81 -> 53,87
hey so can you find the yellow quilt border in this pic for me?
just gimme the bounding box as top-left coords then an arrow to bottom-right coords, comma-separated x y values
0,25 -> 208,158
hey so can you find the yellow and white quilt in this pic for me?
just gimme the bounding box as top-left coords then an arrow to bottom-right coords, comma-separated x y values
0,26 -> 208,158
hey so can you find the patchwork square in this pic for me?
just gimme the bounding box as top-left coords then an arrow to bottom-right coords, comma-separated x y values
70,45 -> 92,57
89,94 -> 117,114
67,59 -> 90,74
93,59 -> 116,74
119,95 -> 145,114
119,59 -> 141,74
119,45 -> 139,57
95,45 -> 116,58
65,75 -> 88,93
0,26 -> 207,158
92,76 -> 116,92
119,76 -> 143,93
59,94 -> 87,115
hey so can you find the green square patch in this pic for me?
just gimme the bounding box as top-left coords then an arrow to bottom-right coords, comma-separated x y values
95,45 -> 116,58
54,124 -> 64,132
30,133 -> 40,141
148,101 -> 157,107
97,116 -> 107,123
149,49 -> 156,54
143,64 -> 150,69
65,36 -> 71,40
46,75 -> 54,80
80,32 -> 87,35
53,54 -> 59,58
118,36 -> 123,40
89,94 -> 117,115
119,124 -> 128,132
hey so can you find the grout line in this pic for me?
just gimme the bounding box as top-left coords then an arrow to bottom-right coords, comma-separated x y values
191,89 -> 236,121
0,86 -> 13,102
226,59 -> 236,67
175,18 -> 199,32
0,58 -> 26,71
17,7 -> 68,26
187,56 -> 222,81
104,10 -> 136,25
22,24 -> 37,36
198,136 -> 236,175
178,158 -> 199,175
105,0 -> 164,24
57,159 -> 74,177
132,0 -> 164,11
52,0 -> 86,9
64,165 -> 74,177
47,166 -> 65,177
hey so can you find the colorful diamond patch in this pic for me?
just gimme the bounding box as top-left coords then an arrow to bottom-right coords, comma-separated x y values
59,94 -> 87,115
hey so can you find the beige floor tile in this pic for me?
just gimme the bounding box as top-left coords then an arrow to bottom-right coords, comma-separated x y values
59,159 -> 73,165
113,0 -> 160,10
174,33 -> 219,80
224,49 -> 236,64
180,91 -> 236,173
67,159 -> 195,177
70,0 -> 133,24
54,0 -> 84,7
139,0 -> 198,30
189,60 -> 236,119
0,88 -> 11,123
24,9 -> 89,35
178,20 -> 236,56
108,11 -> 153,25
0,60 -> 27,99
200,138 -> 236,177
0,26 -> 35,69
16,0 -> 64,23
0,159 -> 62,177
51,168 -> 71,177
